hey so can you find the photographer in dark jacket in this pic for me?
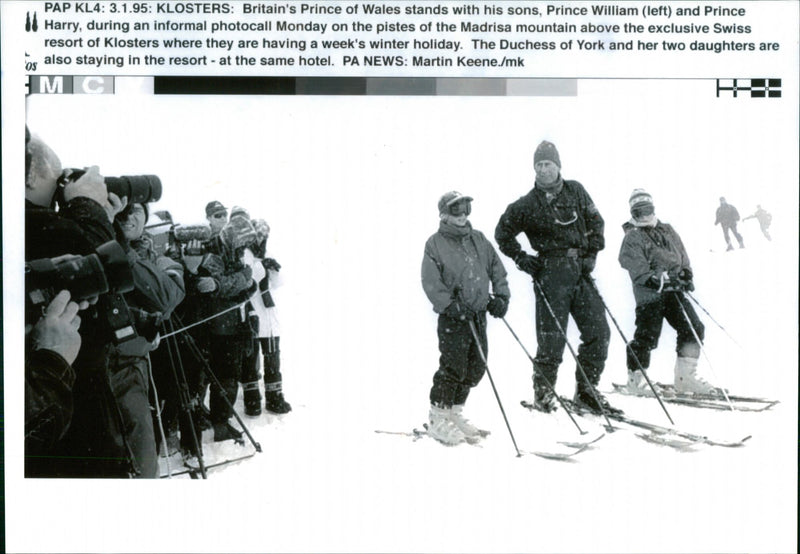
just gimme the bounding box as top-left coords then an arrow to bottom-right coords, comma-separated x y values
196,215 -> 258,441
25,129 -> 134,477
111,201 -> 186,476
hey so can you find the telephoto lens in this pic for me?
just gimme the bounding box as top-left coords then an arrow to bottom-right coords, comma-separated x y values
104,175 -> 162,204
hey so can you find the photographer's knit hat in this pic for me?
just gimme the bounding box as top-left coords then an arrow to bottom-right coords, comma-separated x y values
221,216 -> 257,250
205,200 -> 227,218
230,206 -> 250,220
534,141 -> 561,168
629,188 -> 654,211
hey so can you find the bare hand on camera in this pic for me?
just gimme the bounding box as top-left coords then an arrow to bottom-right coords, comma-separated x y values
30,290 -> 82,364
196,276 -> 217,293
106,192 -> 127,222
62,165 -> 106,206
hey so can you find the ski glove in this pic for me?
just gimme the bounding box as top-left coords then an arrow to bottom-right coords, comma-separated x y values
580,255 -> 596,275
487,296 -> 509,318
443,300 -> 475,321
515,253 -> 543,277
262,258 -> 281,273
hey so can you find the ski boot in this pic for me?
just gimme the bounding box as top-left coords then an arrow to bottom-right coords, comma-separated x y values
532,387 -> 559,413
213,420 -> 244,443
427,405 -> 466,446
243,381 -> 262,416
674,357 -> 722,395
264,382 -> 292,414
626,370 -> 659,397
451,404 -> 489,440
573,384 -> 623,416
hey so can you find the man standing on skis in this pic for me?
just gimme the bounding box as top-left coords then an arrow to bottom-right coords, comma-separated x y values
495,140 -> 619,415
421,191 -> 510,445
619,189 -> 721,395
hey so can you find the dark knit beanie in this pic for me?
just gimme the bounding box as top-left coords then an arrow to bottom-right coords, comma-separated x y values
534,141 -> 561,168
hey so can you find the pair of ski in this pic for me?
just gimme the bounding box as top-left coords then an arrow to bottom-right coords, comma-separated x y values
374,424 -> 605,461
524,397 -> 752,450
611,382 -> 779,412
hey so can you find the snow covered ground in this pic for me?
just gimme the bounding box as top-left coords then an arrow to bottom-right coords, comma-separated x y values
11,80 -> 798,553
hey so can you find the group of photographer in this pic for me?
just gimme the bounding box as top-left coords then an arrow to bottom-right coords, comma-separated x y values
24,128 -> 290,478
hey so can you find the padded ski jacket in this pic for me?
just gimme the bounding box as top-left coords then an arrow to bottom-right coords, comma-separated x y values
421,222 -> 509,314
198,237 -> 256,336
618,220 -> 692,306
494,180 -> 605,261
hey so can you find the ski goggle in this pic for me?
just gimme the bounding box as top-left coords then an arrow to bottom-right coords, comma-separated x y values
448,199 -> 472,216
631,205 -> 655,220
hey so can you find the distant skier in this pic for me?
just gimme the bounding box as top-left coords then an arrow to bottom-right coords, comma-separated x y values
743,204 -> 772,241
421,191 -> 510,445
619,189 -> 721,395
714,197 -> 744,251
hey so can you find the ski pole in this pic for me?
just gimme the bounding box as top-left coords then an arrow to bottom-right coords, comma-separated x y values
531,278 -> 616,432
686,292 -> 743,350
583,277 -> 675,425
499,316 -> 587,435
172,313 -> 263,453
466,317 -> 522,457
676,293 -> 735,411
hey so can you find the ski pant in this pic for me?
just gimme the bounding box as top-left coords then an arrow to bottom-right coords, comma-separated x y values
532,257 -> 610,392
430,312 -> 487,408
721,223 -> 744,248
627,292 -> 704,371
759,222 -> 772,241
258,336 -> 283,392
107,354 -> 158,478
208,334 -> 256,424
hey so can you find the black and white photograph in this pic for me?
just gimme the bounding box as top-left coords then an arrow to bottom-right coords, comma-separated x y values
3,1 -> 798,552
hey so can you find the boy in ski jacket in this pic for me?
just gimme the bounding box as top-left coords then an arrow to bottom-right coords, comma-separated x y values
421,191 -> 510,445
495,140 -> 617,415
618,188 -> 720,395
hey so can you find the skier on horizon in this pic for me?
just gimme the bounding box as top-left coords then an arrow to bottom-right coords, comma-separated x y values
743,204 -> 772,241
421,191 -> 510,446
714,197 -> 745,251
619,189 -> 722,396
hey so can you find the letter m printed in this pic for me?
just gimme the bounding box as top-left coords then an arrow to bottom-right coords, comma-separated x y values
31,76 -> 71,94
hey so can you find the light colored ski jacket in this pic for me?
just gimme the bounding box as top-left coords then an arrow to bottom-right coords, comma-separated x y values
618,220 -> 692,306
421,221 -> 509,314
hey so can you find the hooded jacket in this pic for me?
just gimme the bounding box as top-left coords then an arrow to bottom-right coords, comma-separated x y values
618,220 -> 692,306
422,221 -> 509,314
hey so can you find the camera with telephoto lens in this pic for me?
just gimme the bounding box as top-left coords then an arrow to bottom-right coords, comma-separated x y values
58,168 -> 162,204
172,224 -> 213,255
26,241 -> 139,343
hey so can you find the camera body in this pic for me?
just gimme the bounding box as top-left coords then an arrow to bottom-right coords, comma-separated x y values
58,168 -> 162,204
26,241 -> 138,343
